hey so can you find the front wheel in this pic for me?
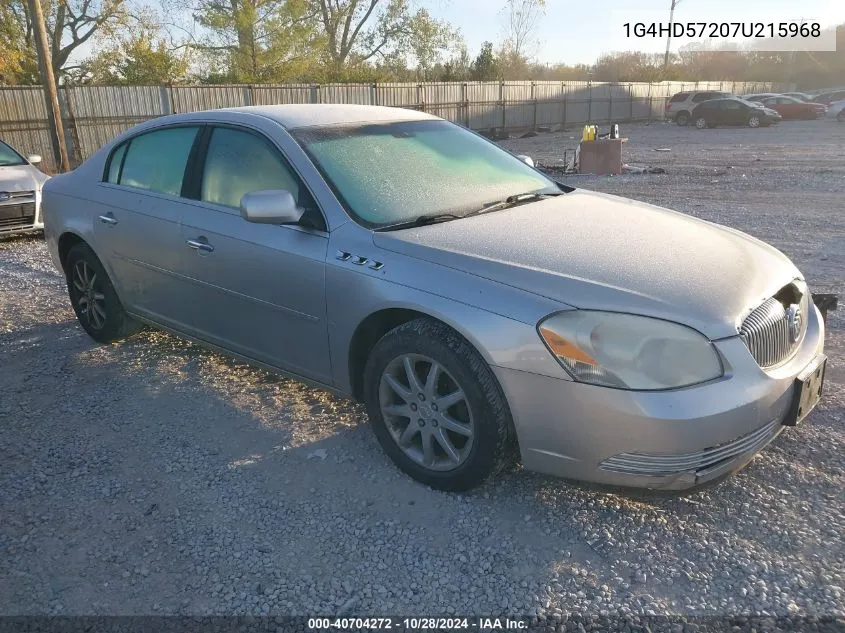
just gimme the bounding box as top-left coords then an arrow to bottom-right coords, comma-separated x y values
65,243 -> 142,343
749,115 -> 761,128
363,318 -> 517,491
695,117 -> 708,129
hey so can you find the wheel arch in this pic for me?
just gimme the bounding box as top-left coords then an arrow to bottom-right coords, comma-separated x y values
57,231 -> 88,274
347,306 -> 496,402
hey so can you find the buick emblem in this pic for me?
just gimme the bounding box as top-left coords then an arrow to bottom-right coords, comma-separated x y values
0,192 -> 10,202
786,304 -> 803,343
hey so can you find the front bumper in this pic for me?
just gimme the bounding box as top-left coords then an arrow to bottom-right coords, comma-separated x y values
494,304 -> 825,490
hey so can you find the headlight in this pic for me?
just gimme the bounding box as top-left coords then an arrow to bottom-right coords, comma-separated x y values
538,311 -> 723,390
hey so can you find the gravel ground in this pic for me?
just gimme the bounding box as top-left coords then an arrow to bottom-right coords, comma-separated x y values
1,120 -> 843,625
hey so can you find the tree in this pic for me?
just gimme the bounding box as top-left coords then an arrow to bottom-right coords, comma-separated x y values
189,0 -> 321,82
311,0 -> 455,77
471,41 -> 497,80
79,29 -> 190,84
501,0 -> 544,60
438,45 -> 471,81
2,0 -> 133,81
405,8 -> 459,80
0,3 -> 31,83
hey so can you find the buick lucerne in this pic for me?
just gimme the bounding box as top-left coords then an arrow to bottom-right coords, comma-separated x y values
42,105 -> 826,491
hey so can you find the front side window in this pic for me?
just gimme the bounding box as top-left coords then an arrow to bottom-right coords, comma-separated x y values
293,120 -> 558,228
0,140 -> 26,167
117,126 -> 199,196
201,127 -> 301,209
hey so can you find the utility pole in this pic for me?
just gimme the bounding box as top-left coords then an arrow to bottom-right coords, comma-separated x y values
26,0 -> 70,172
663,0 -> 682,70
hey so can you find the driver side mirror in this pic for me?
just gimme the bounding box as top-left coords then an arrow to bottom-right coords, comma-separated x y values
27,154 -> 42,165
240,190 -> 304,225
517,154 -> 535,167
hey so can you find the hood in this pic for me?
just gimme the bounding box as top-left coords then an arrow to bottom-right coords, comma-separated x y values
373,190 -> 801,339
0,164 -> 49,192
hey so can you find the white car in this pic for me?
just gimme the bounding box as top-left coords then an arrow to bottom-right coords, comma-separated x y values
0,140 -> 50,236
825,99 -> 845,121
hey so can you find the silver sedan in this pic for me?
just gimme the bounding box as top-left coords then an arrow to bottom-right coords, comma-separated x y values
42,105 -> 827,492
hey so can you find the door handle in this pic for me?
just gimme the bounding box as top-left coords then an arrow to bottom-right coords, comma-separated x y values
186,239 -> 214,253
98,214 -> 118,226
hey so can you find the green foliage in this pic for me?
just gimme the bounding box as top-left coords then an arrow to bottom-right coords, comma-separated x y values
471,42 -> 497,80
79,31 -> 190,85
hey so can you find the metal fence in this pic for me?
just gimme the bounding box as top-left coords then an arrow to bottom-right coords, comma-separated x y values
0,79 -> 783,171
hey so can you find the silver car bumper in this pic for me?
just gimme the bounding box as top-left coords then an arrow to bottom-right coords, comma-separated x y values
494,304 -> 825,490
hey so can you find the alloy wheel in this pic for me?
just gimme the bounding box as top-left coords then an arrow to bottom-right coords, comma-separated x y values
378,353 -> 475,471
72,260 -> 106,330
749,116 -> 760,128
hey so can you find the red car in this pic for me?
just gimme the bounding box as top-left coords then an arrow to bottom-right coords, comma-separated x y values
761,95 -> 827,119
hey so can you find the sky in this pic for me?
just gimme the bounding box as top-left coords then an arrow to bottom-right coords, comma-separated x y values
426,0 -> 845,64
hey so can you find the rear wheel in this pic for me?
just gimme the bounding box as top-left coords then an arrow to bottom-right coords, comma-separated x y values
838,109 -> 845,122
675,112 -> 690,126
65,243 -> 142,343
695,116 -> 708,129
363,318 -> 516,491
749,115 -> 761,128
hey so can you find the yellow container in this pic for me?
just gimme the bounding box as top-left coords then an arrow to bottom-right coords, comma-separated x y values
582,125 -> 591,142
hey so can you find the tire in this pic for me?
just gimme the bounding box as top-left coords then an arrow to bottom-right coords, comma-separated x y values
694,117 -> 708,129
363,317 -> 517,491
675,112 -> 690,126
65,243 -> 142,344
838,110 -> 845,122
749,115 -> 761,128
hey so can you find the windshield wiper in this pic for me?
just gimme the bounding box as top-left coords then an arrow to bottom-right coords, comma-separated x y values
375,190 -> 563,232
376,213 -> 463,232
467,190 -> 563,217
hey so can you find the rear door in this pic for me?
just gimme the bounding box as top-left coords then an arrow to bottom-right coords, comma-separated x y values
173,125 -> 333,383
93,125 -> 201,330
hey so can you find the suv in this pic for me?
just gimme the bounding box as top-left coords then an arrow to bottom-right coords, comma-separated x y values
666,91 -> 731,125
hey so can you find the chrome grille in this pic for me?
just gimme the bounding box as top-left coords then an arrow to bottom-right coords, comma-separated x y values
740,288 -> 809,368
600,420 -> 780,476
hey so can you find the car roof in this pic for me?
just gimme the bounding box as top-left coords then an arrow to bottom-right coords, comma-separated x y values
207,104 -> 438,130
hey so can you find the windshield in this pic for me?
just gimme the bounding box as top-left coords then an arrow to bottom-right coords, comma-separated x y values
292,120 -> 559,229
0,141 -> 26,167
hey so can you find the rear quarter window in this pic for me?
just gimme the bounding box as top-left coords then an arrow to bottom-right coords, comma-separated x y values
669,93 -> 689,103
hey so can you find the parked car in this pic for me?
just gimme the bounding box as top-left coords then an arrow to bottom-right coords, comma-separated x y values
741,93 -> 780,102
813,89 -> 845,105
782,92 -> 815,102
665,91 -> 731,125
42,105 -> 827,492
760,95 -> 827,120
0,139 -> 49,236
692,98 -> 781,128
829,100 -> 845,121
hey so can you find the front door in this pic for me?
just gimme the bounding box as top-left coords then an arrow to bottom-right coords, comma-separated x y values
173,125 -> 332,384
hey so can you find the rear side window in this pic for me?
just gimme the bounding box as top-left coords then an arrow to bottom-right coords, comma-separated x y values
111,126 -> 199,196
669,93 -> 689,103
106,143 -> 127,184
